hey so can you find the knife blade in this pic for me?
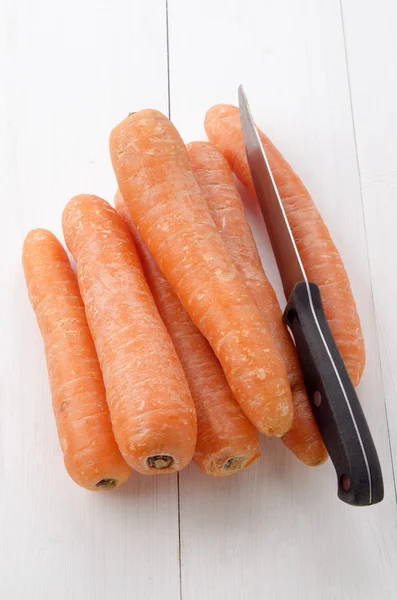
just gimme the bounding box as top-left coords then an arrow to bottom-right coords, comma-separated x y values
238,85 -> 383,506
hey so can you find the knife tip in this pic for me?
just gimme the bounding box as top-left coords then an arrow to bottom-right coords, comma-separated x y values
238,85 -> 248,112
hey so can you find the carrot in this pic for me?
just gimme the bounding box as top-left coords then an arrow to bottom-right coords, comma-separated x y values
110,110 -> 293,438
22,229 -> 132,490
187,142 -> 327,466
205,105 -> 365,387
114,190 -> 261,475
62,195 -> 197,474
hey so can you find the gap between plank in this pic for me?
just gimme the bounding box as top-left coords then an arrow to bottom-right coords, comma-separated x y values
165,3 -> 182,597
338,0 -> 397,503
166,0 -> 172,121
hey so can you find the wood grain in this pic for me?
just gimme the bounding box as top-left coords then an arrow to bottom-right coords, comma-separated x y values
0,2 -> 180,599
168,0 -> 397,598
340,0 -> 397,493
1,0 -> 397,598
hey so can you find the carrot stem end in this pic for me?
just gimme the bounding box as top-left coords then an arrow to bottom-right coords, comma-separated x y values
95,478 -> 118,490
147,455 -> 174,470
223,457 -> 246,472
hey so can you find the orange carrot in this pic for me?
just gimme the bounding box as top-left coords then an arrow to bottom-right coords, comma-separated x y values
22,229 -> 132,490
114,190 -> 260,475
62,195 -> 197,474
205,105 -> 365,387
187,142 -> 327,466
110,110 -> 293,438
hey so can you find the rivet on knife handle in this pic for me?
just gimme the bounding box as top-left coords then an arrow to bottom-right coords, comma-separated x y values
284,282 -> 383,506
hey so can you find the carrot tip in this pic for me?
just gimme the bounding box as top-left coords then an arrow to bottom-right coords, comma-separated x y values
95,478 -> 118,490
223,457 -> 246,472
147,455 -> 174,470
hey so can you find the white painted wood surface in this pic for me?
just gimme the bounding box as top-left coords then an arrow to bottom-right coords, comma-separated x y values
1,0 -> 396,598
341,0 -> 397,495
0,2 -> 180,600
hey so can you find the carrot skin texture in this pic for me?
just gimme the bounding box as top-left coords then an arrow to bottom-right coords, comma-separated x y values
115,191 -> 260,476
22,229 -> 132,490
110,110 -> 293,438
62,195 -> 197,474
187,142 -> 327,466
205,105 -> 365,387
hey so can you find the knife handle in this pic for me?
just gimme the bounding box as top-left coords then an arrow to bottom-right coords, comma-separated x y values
283,281 -> 383,506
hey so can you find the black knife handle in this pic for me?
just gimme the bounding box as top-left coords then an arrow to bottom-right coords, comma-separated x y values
283,281 -> 383,506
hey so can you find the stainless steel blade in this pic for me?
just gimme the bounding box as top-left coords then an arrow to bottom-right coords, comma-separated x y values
238,85 -> 307,299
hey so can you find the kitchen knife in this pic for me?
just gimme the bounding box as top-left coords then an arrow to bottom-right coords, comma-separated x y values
238,85 -> 383,506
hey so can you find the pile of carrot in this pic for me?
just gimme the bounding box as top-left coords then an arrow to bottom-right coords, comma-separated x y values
22,102 -> 364,490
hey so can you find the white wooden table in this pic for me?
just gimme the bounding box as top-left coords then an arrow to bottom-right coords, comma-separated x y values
1,1 -> 397,598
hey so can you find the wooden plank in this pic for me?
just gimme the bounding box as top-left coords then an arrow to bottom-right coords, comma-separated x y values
340,0 -> 397,487
0,2 -> 180,599
168,0 -> 397,598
